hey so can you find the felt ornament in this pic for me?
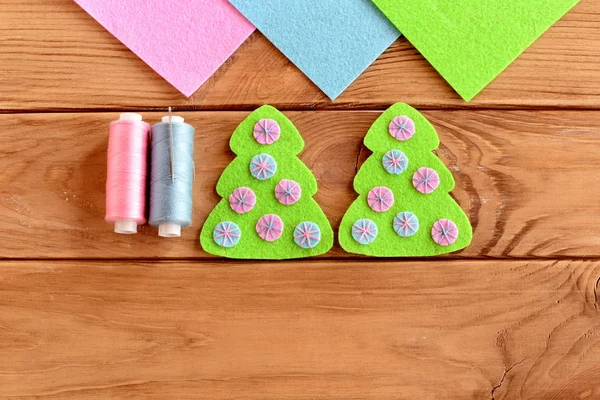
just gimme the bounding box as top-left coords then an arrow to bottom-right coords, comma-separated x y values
200,105 -> 333,259
339,103 -> 472,256
371,0 -> 580,101
228,0 -> 400,100
74,0 -> 255,97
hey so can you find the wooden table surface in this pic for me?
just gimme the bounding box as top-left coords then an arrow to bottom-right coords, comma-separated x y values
2,1 -> 600,399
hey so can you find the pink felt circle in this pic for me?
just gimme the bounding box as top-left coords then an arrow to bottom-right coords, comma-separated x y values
412,167 -> 440,194
253,119 -> 281,145
256,214 -> 284,242
389,116 -> 415,141
275,179 -> 302,206
229,187 -> 256,214
367,186 -> 394,213
431,219 -> 459,246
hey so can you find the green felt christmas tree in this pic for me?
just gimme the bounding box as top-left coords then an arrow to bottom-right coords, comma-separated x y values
200,105 -> 333,259
339,103 -> 472,256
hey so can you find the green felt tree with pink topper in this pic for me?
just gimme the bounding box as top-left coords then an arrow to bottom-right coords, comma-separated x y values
339,103 -> 472,256
200,105 -> 333,259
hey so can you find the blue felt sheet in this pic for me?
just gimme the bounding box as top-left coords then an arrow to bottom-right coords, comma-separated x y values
229,0 -> 401,100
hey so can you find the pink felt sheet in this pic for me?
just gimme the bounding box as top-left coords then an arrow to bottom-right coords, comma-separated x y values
75,0 -> 255,96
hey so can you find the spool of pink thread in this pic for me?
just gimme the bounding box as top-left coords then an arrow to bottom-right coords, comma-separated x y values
105,113 -> 150,234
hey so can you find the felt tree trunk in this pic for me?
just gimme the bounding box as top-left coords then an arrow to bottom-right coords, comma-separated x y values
339,103 -> 472,256
200,105 -> 333,259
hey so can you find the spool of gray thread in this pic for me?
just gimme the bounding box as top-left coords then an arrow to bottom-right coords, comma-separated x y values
149,116 -> 195,237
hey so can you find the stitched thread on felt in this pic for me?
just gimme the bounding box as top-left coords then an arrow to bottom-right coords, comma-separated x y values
338,102 -> 473,257
200,105 -> 334,259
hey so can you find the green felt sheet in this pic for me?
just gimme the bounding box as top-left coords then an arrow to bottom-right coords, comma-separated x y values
339,103 -> 472,256
371,0 -> 580,101
200,105 -> 333,259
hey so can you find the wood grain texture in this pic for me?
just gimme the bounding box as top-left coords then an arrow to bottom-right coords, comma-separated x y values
1,259 -> 599,399
1,0 -> 599,111
2,110 -> 600,259
2,1 -> 600,398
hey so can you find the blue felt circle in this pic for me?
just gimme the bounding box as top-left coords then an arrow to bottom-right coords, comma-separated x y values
351,218 -> 378,245
249,153 -> 277,180
213,221 -> 241,248
393,212 -> 419,237
293,221 -> 322,249
382,149 -> 409,175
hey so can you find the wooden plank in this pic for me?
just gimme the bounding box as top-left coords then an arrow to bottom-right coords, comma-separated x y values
1,110 -> 600,259
0,259 -> 599,399
1,0 -> 599,111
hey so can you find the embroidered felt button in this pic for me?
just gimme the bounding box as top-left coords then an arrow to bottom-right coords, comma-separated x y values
213,221 -> 241,248
250,153 -> 277,180
412,167 -> 440,194
256,214 -> 284,242
389,115 -> 415,141
253,118 -> 281,145
352,219 -> 378,245
367,186 -> 394,213
431,219 -> 459,246
293,221 -> 321,249
382,149 -> 408,175
275,179 -> 302,205
393,212 -> 419,237
229,187 -> 256,214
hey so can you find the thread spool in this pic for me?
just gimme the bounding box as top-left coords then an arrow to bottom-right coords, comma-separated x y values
105,113 -> 150,234
149,115 -> 195,237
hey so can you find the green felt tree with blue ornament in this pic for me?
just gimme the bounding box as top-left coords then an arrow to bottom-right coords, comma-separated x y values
339,103 -> 472,256
200,105 -> 333,259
